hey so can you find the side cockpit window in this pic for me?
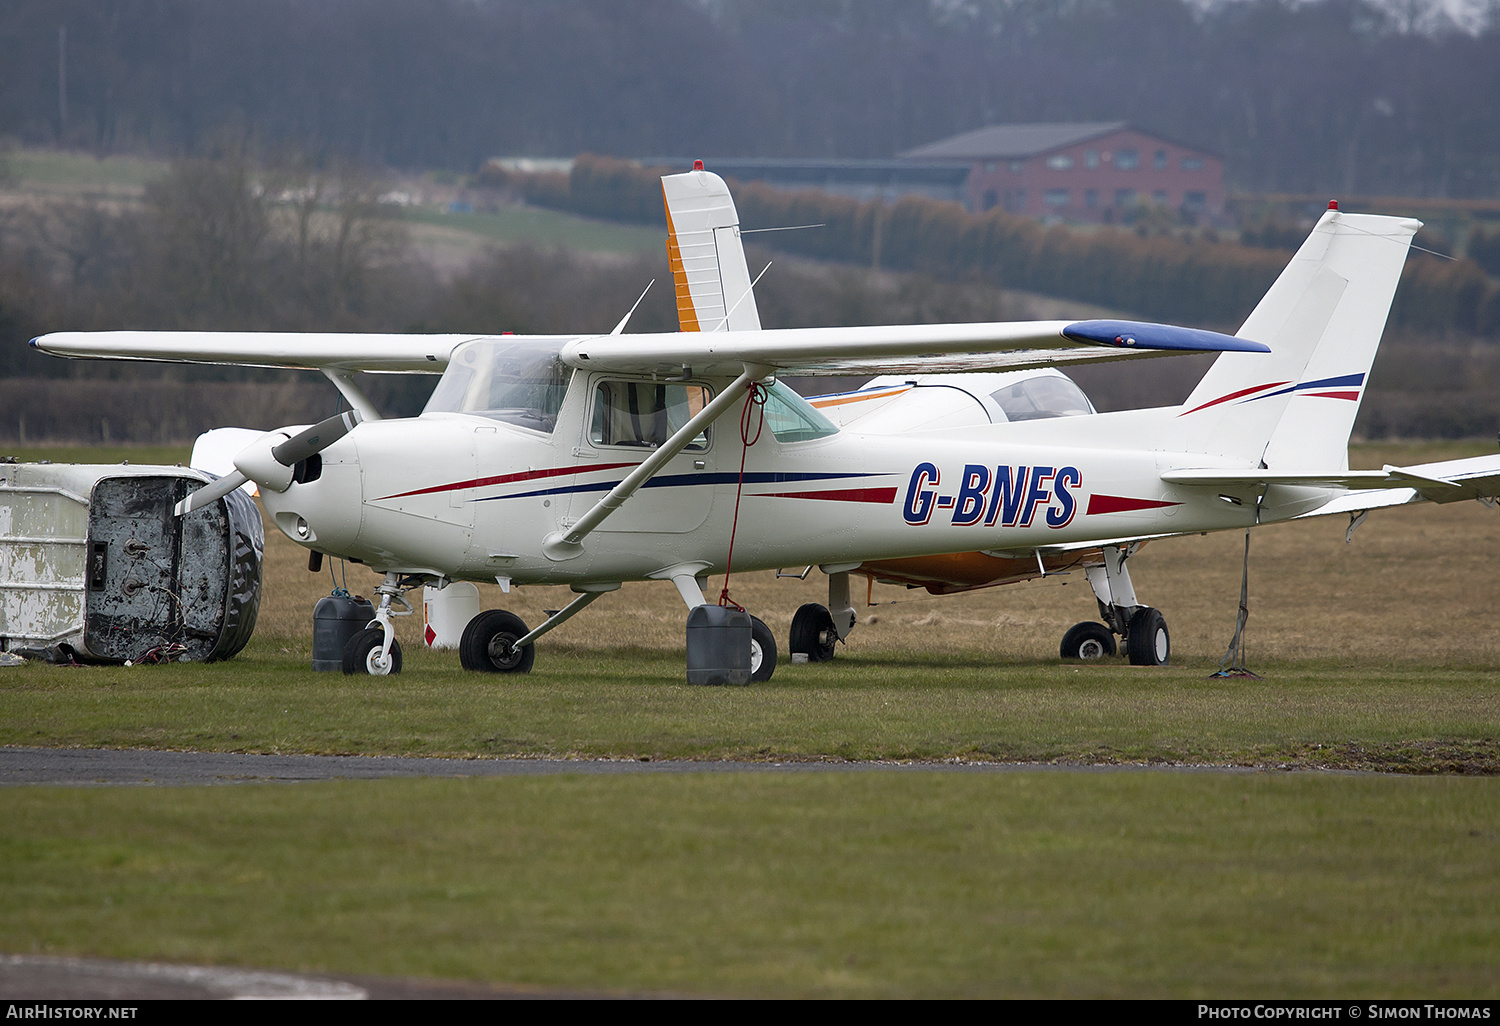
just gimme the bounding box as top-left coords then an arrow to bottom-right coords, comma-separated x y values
590,381 -> 711,450
761,380 -> 839,442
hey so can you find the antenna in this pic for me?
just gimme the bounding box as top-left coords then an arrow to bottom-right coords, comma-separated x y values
705,261 -> 773,333
609,279 -> 655,336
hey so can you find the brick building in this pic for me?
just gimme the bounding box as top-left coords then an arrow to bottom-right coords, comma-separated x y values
901,122 -> 1224,223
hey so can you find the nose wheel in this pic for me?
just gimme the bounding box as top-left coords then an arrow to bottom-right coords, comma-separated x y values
342,628 -> 403,675
342,571 -> 417,676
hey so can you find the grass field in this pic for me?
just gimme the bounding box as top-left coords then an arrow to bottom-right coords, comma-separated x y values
403,205 -> 664,255
3,773 -> 1496,998
3,440 -> 1498,996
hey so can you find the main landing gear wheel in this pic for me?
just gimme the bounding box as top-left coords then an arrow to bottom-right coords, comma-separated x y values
1060,621 -> 1117,661
749,615 -> 777,683
460,609 -> 536,674
1126,607 -> 1170,666
789,603 -> 838,662
342,628 -> 403,676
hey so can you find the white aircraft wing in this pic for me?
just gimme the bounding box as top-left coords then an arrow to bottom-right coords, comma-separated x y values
30,331 -> 485,373
34,319 -> 1265,380
561,319 -> 1269,378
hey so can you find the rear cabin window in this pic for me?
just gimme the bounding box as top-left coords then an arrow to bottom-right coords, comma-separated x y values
591,381 -> 711,450
990,376 -> 1094,422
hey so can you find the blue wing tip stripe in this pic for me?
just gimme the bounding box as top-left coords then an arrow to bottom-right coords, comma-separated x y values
1063,319 -> 1269,354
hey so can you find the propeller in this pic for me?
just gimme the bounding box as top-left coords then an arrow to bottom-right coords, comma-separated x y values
175,410 -> 362,516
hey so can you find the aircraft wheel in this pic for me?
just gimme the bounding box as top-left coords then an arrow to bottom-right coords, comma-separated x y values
342,628 -> 403,676
749,615 -> 777,683
1125,607 -> 1170,666
789,603 -> 838,662
460,609 -> 535,674
1060,621 -> 1116,661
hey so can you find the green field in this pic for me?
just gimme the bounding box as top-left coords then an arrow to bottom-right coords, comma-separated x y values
3,772 -> 1496,998
403,205 -> 664,254
2,148 -> 164,193
3,440 -> 1499,996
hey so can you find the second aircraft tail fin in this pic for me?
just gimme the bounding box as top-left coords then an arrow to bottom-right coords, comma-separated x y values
1178,206 -> 1419,472
661,166 -> 761,333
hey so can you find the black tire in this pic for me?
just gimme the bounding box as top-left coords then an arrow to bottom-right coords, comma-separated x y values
1060,621 -> 1116,660
1125,607 -> 1170,666
459,609 -> 535,674
749,615 -> 777,684
789,603 -> 838,662
341,628 -> 403,676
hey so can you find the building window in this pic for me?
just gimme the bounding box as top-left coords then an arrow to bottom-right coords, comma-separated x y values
1044,188 -> 1070,207
1152,190 -> 1168,205
1084,188 -> 1099,208
1184,191 -> 1207,209
1114,188 -> 1137,207
1115,149 -> 1139,170
1009,159 -> 1026,174
1006,189 -> 1026,212
1153,149 -> 1168,170
1181,156 -> 1204,171
1084,149 -> 1099,169
1045,154 -> 1074,170
984,161 -> 998,174
983,189 -> 999,211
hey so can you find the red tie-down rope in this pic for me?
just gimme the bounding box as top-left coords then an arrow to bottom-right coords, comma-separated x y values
717,380 -> 769,610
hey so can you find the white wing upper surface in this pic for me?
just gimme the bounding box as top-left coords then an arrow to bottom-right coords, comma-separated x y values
33,319 -> 1267,379
30,331 -> 486,373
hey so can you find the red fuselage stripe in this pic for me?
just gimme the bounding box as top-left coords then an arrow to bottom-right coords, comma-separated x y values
1180,380 -> 1291,417
757,487 -> 898,504
1086,494 -> 1181,515
377,462 -> 638,501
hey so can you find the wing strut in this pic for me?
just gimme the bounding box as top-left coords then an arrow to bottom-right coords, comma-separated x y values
541,363 -> 773,561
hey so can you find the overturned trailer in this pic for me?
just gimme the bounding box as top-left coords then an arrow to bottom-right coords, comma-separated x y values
0,463 -> 263,663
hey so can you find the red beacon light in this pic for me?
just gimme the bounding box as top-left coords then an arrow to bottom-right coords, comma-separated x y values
1328,200 -> 1339,210
693,159 -> 704,170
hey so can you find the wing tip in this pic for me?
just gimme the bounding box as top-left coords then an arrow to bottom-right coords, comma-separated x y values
1064,319 -> 1269,354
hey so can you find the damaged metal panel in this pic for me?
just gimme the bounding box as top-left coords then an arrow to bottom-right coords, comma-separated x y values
0,464 -> 263,663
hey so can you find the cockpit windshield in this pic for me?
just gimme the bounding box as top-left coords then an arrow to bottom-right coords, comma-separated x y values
423,338 -> 574,433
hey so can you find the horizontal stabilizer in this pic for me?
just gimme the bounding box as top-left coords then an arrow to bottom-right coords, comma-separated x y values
1166,452 -> 1500,505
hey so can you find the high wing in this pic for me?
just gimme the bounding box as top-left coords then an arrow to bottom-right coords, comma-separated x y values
560,318 -> 1266,378
32,318 -> 1265,381
29,331 -> 485,373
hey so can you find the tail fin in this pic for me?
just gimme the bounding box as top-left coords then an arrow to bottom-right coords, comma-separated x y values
661,167 -> 761,332
1178,208 -> 1419,472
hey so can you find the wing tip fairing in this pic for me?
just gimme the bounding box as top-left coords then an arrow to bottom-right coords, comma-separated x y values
1062,320 -> 1270,354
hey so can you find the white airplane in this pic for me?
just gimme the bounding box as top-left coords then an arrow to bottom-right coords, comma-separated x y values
31,167 -> 1500,679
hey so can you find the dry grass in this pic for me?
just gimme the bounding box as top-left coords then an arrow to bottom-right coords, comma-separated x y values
260,440 -> 1500,670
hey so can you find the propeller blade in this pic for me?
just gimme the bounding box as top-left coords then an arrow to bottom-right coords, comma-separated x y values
271,410 -> 362,467
174,470 -> 250,516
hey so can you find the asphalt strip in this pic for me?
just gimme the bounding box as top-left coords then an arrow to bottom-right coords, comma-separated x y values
0,745 -> 1264,785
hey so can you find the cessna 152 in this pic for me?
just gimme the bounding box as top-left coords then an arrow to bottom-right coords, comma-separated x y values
31,166 -> 1500,679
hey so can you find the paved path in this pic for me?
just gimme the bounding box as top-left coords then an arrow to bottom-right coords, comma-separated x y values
0,745 -> 1257,785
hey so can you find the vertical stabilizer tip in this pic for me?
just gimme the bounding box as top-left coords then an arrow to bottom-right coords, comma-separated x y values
1328,199 -> 1339,210
693,159 -> 704,170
